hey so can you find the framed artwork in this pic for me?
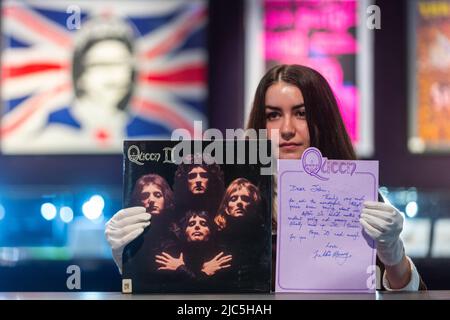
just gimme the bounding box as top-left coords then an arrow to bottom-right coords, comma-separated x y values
245,0 -> 374,157
408,0 -> 450,153
1,0 -> 208,154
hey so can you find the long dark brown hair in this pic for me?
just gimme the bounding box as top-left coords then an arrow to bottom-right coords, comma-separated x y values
247,64 -> 356,160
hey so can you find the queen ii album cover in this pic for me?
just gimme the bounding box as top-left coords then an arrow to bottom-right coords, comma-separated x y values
122,140 -> 272,293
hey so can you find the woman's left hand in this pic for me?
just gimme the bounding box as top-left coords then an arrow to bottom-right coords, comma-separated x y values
359,201 -> 405,266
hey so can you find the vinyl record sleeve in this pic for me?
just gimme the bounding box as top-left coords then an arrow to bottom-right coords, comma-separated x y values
122,140 -> 272,293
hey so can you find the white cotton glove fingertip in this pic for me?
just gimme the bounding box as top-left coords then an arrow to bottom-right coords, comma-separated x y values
363,200 -> 379,208
359,217 -> 381,240
122,225 -> 147,246
112,248 -> 124,275
120,206 -> 147,216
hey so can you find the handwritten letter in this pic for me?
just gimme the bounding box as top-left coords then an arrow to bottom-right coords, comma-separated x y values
276,148 -> 378,292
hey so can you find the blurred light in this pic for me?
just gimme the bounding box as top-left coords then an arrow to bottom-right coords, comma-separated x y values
0,248 -> 20,266
41,202 -> 57,221
60,206 -> 74,223
91,212 -> 105,225
405,201 -> 418,218
406,188 -> 418,202
90,195 -> 105,212
401,218 -> 431,258
408,137 -> 425,153
82,195 -> 105,220
80,292 -> 104,300
395,190 -> 408,205
0,204 -> 5,220
431,219 -> 450,257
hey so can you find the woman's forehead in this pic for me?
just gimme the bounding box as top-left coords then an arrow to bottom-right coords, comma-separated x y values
265,82 -> 304,106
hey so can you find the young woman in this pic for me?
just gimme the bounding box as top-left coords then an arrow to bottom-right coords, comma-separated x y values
247,64 -> 425,291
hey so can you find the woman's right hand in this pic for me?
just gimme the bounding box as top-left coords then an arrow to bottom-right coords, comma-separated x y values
105,207 -> 151,274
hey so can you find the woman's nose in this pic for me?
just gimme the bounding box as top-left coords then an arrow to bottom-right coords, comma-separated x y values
281,118 -> 295,140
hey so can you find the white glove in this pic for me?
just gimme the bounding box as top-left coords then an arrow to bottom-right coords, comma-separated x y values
105,207 -> 151,273
359,201 -> 405,266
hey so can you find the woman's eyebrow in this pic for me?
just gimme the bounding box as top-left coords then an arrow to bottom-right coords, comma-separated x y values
265,104 -> 305,110
292,104 -> 305,110
264,105 -> 281,111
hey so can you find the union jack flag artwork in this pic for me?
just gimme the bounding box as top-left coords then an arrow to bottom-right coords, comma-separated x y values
1,0 -> 208,154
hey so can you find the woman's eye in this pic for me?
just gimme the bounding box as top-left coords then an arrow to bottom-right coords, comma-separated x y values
295,109 -> 306,118
154,192 -> 162,198
266,112 -> 280,121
